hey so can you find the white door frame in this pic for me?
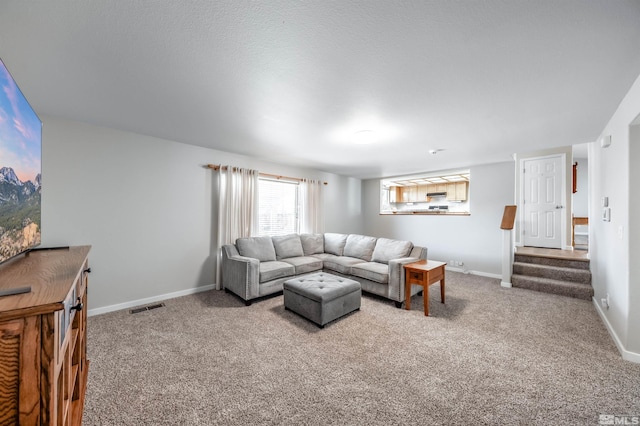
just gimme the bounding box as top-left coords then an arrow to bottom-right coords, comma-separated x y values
518,153 -> 568,249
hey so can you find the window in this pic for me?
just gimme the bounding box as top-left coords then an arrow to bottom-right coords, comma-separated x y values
258,178 -> 299,236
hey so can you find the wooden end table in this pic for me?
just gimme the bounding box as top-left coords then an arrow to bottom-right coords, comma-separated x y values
404,260 -> 446,316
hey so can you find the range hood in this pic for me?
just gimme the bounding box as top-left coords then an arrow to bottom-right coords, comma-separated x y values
426,192 -> 447,197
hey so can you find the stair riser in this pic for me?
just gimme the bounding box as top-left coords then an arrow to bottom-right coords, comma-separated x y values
511,276 -> 594,301
514,254 -> 589,270
512,263 -> 591,284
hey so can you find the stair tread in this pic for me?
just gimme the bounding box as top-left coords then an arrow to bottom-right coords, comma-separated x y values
511,274 -> 594,300
512,262 -> 591,273
511,274 -> 592,287
514,254 -> 590,270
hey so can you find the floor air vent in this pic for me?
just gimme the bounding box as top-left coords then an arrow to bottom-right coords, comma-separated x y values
130,303 -> 165,314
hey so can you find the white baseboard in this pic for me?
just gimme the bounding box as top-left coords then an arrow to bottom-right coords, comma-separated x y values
445,266 -> 501,280
592,297 -> 640,364
88,284 -> 217,317
500,281 -> 512,288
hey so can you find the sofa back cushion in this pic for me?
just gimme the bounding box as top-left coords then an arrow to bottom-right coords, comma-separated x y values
371,238 -> 414,264
236,236 -> 277,262
324,233 -> 348,256
272,234 -> 304,260
300,233 -> 324,256
343,234 -> 378,262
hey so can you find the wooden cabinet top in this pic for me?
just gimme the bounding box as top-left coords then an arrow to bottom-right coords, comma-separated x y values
0,246 -> 91,321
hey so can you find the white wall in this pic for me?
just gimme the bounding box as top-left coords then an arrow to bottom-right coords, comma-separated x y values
41,116 -> 362,313
630,119 -> 640,355
362,161 -> 515,276
572,157 -> 589,218
591,71 -> 640,361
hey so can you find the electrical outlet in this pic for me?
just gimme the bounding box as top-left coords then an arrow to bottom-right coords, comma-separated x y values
601,294 -> 610,310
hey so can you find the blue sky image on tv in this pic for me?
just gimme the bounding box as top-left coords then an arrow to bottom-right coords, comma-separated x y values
0,58 -> 42,263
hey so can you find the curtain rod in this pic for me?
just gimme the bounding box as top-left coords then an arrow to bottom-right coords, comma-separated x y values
207,164 -> 328,185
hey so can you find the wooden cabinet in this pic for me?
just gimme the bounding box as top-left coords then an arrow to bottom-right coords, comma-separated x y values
446,182 -> 468,201
390,182 -> 467,203
397,185 -> 431,202
0,246 -> 91,425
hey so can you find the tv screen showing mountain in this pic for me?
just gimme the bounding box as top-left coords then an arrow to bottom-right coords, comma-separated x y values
0,58 -> 42,264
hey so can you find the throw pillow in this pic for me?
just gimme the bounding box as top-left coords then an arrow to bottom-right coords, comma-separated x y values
323,233 -> 348,256
300,233 -> 324,255
236,236 -> 277,262
343,234 -> 378,261
272,234 -> 304,260
371,238 -> 413,264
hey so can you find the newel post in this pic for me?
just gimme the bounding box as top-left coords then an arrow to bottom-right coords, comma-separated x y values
500,205 -> 517,288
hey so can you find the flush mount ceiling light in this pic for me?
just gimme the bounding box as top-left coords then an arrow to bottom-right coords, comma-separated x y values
353,130 -> 377,144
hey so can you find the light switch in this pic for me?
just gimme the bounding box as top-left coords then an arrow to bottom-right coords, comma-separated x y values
602,196 -> 609,207
618,225 -> 624,240
603,207 -> 611,222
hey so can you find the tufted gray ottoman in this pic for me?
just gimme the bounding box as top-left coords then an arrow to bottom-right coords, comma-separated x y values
283,272 -> 361,328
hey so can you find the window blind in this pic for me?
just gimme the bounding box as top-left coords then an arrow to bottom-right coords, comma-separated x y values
258,179 -> 299,236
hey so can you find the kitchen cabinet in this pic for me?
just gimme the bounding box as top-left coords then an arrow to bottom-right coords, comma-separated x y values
392,185 -> 432,203
389,181 -> 467,203
388,186 -> 397,203
400,186 -> 418,202
426,183 -> 447,194
446,182 -> 468,201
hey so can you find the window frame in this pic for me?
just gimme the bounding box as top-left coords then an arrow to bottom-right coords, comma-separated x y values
257,177 -> 300,237
380,169 -> 471,215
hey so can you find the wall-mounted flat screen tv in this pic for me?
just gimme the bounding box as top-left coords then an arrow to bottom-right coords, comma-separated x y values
0,59 -> 42,264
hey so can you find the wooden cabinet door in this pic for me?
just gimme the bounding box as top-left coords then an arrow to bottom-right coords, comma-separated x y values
456,182 -> 468,200
416,185 -> 428,201
0,316 -> 40,425
446,183 -> 456,201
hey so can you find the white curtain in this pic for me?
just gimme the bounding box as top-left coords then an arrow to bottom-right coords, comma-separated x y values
299,179 -> 324,234
215,166 -> 259,289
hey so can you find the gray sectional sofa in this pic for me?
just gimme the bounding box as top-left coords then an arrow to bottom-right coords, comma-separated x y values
221,233 -> 427,306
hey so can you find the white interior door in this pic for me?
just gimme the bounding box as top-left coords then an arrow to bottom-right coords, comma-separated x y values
523,156 -> 563,248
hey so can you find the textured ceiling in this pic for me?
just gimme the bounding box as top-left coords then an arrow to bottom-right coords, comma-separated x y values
1,1 -> 640,178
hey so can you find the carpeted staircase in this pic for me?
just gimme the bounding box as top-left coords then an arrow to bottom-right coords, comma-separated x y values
511,254 -> 593,300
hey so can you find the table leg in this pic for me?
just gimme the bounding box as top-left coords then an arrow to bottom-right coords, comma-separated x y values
441,274 -> 445,304
423,283 -> 429,316
404,269 -> 411,311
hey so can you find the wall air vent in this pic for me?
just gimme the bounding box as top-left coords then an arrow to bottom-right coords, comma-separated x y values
130,303 -> 166,314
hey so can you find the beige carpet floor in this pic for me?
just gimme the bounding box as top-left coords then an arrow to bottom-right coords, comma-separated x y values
83,272 -> 640,425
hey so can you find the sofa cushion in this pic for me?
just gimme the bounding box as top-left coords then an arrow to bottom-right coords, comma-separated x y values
310,253 -> 337,261
351,262 -> 389,284
281,256 -> 323,275
371,238 -> 413,264
237,237 -> 277,262
322,256 -> 366,275
324,233 -> 348,256
300,233 -> 324,256
272,234 -> 304,260
259,261 -> 295,283
343,234 -> 377,262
